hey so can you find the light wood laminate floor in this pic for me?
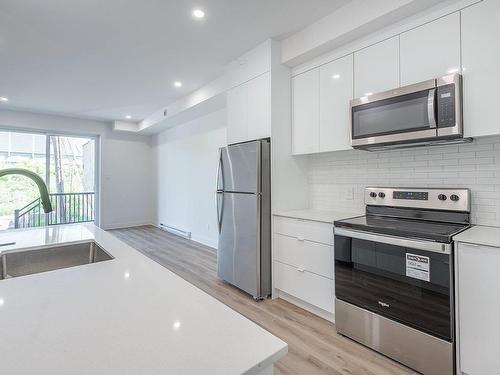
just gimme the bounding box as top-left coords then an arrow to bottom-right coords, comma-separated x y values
110,225 -> 415,375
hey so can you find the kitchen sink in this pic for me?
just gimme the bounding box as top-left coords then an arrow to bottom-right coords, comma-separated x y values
0,242 -> 113,280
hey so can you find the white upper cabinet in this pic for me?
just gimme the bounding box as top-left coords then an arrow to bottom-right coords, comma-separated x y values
226,40 -> 272,89
400,13 -> 461,86
354,36 -> 399,98
462,0 -> 500,138
319,54 -> 353,152
292,68 -> 320,155
247,72 -> 271,140
226,72 -> 271,144
225,41 -> 273,145
226,83 -> 248,144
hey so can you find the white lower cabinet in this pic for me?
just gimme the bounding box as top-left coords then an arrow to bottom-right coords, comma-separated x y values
274,261 -> 334,313
273,216 -> 335,318
456,242 -> 500,375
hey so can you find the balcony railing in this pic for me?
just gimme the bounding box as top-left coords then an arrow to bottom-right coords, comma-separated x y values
14,192 -> 95,229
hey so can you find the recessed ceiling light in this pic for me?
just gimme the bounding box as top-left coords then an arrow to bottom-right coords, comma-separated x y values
0,97 -> 9,102
332,74 -> 341,80
192,9 -> 205,19
174,81 -> 183,88
364,92 -> 373,96
125,115 -> 132,120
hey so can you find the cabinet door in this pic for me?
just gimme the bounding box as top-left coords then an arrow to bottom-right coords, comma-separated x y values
354,36 -> 399,98
319,54 -> 353,152
247,72 -> 271,140
462,0 -> 500,138
292,69 -> 320,155
226,83 -> 248,144
457,242 -> 500,375
400,13 -> 460,86
227,41 -> 271,88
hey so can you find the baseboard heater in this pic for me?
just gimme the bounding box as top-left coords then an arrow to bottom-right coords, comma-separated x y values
159,223 -> 192,240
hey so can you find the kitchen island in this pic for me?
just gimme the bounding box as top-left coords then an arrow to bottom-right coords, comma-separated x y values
0,224 -> 287,375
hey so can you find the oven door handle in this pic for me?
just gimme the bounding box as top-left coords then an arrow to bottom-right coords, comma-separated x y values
334,227 -> 451,254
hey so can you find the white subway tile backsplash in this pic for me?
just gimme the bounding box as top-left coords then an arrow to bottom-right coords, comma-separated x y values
307,136 -> 500,227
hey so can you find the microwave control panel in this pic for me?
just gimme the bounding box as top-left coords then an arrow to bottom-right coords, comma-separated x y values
437,84 -> 456,128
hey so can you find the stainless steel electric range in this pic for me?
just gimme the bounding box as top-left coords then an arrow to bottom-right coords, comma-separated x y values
334,187 -> 471,375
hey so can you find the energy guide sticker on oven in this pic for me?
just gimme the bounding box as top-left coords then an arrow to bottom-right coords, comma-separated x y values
406,253 -> 430,282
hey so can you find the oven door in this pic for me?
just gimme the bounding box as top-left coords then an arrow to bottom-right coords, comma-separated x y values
350,78 -> 438,147
334,227 -> 453,341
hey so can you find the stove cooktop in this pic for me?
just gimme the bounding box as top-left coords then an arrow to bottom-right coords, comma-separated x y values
334,214 -> 470,243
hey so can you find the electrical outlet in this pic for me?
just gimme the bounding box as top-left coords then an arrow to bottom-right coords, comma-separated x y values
344,187 -> 354,200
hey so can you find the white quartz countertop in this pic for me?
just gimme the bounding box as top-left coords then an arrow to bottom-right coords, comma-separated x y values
454,225 -> 500,248
0,224 -> 287,375
273,208 -> 362,224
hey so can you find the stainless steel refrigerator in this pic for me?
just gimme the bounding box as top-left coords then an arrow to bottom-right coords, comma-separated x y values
216,139 -> 271,300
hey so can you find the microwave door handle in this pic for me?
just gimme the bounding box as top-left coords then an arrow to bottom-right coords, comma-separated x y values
428,88 -> 437,129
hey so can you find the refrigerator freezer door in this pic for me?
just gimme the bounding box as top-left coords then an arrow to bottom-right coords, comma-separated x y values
221,141 -> 261,193
217,192 -> 260,297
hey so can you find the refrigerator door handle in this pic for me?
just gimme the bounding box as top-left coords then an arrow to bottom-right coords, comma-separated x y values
216,147 -> 224,192
216,192 -> 224,233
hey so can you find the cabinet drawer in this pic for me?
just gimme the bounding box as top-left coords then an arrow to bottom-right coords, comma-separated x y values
275,261 -> 334,313
274,233 -> 333,279
274,216 -> 333,245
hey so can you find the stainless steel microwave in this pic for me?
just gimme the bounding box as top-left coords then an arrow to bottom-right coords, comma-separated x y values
350,73 -> 464,150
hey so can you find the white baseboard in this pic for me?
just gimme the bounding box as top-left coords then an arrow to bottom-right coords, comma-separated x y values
153,222 -> 217,250
191,234 -> 217,249
102,221 -> 155,230
276,289 -> 335,323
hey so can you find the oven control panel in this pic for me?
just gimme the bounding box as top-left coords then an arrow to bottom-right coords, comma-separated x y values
365,187 -> 470,212
393,191 -> 428,200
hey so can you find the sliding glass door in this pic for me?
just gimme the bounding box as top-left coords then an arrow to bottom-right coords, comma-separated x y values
47,135 -> 96,226
0,130 -> 98,230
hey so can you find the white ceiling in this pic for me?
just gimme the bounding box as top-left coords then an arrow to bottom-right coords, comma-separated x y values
0,0 -> 351,122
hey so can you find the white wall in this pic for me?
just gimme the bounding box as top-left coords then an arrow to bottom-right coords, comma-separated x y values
153,109 -> 226,248
307,136 -> 500,226
0,109 -> 155,229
